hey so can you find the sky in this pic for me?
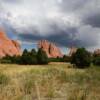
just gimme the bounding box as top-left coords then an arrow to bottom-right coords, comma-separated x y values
0,0 -> 100,53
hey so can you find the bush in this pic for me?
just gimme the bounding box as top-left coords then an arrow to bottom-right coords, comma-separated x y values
0,55 -> 21,64
93,56 -> 100,66
71,48 -> 91,68
49,55 -> 71,63
63,55 -> 71,62
37,48 -> 49,64
49,57 -> 63,62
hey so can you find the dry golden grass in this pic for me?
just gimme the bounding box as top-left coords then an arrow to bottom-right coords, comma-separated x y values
0,63 -> 100,100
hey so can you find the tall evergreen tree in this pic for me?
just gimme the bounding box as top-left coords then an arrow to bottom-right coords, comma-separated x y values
37,48 -> 49,64
20,49 -> 30,64
29,49 -> 37,64
71,48 -> 91,68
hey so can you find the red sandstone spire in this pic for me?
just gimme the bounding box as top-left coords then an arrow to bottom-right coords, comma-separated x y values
0,28 -> 21,58
38,40 -> 63,58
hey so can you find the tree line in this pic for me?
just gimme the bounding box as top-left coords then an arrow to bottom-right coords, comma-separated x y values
0,48 -> 100,68
0,48 -> 48,65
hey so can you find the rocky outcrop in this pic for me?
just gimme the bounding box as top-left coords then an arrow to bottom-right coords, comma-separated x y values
11,40 -> 21,52
38,40 -> 63,58
94,49 -> 100,56
69,47 -> 77,56
0,29 -> 21,58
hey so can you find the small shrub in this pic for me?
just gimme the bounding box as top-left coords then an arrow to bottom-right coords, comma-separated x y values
93,56 -> 100,66
63,55 -> 71,62
0,55 -> 21,64
49,57 -> 64,62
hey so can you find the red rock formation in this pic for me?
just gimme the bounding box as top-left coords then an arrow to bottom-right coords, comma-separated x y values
94,49 -> 100,56
0,29 -> 21,58
69,47 -> 77,56
38,40 -> 63,58
12,40 -> 21,52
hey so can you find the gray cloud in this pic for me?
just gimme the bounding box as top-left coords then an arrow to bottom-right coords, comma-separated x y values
2,0 -> 19,3
83,12 -> 100,28
60,0 -> 88,12
18,33 -> 80,47
0,0 -> 100,50
18,25 -> 100,48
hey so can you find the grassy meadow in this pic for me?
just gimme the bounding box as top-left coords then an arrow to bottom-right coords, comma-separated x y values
0,63 -> 100,100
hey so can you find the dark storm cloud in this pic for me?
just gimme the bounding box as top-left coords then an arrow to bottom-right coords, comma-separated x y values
60,0 -> 100,28
0,0 -> 100,49
18,33 -> 80,47
83,12 -> 100,28
18,25 -> 99,48
18,32 -> 98,48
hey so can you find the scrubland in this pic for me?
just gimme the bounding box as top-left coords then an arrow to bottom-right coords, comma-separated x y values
0,63 -> 100,100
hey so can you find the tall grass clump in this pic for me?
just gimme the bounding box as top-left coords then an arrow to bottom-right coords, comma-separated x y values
0,73 -> 10,86
18,72 -> 36,95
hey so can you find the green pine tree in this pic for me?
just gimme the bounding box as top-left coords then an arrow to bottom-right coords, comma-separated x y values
37,48 -> 49,64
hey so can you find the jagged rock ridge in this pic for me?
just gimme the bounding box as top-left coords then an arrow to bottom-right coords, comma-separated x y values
0,29 -> 21,58
38,40 -> 63,58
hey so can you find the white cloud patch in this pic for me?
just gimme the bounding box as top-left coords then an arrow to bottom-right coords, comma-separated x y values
0,0 -> 100,50
0,0 -> 79,34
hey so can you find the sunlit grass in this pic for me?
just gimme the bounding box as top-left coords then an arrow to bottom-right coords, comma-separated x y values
0,63 -> 100,100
